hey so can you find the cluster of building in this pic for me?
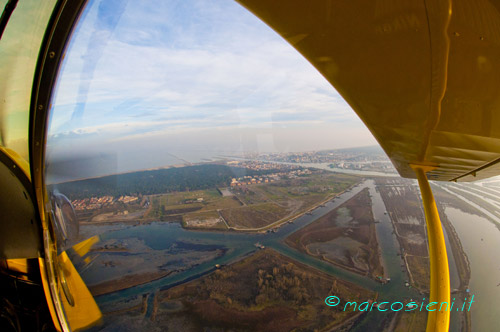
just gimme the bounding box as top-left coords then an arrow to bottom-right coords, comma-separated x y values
71,195 -> 139,211
258,149 -> 391,165
182,197 -> 204,204
230,176 -> 274,186
72,196 -> 114,211
230,169 -> 312,187
331,161 -> 394,171
259,151 -> 331,163
117,195 -> 139,204
242,150 -> 397,174
226,160 -> 301,172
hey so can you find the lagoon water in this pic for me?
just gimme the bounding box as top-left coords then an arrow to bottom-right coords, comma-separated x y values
86,179 -> 423,331
444,207 -> 500,331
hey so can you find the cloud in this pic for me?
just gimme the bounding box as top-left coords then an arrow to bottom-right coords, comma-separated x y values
47,0 -> 376,172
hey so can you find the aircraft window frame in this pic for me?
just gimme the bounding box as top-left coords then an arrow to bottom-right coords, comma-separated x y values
29,1 -> 90,331
27,1 -> 496,332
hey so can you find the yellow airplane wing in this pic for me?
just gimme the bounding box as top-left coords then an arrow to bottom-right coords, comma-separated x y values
236,1 -> 500,331
238,0 -> 500,183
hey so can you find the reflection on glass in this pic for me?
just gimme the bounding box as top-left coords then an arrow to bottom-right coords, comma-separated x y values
0,0 -> 57,162
43,0 -> 498,331
50,192 -> 79,252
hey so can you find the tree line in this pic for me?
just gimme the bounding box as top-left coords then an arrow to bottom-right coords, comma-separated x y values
50,164 -> 279,200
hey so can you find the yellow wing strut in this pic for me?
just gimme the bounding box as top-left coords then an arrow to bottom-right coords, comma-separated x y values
413,165 -> 450,332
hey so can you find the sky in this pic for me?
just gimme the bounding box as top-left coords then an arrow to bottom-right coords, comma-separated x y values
46,0 -> 377,178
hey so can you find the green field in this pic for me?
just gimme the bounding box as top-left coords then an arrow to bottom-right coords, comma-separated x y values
148,171 -> 361,231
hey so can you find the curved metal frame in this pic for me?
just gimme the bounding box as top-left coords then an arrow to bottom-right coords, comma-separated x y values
29,0 -> 89,331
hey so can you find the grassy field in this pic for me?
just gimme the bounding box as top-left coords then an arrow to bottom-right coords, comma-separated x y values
148,171 -> 360,231
220,203 -> 289,229
81,171 -> 360,232
76,199 -> 147,223
183,211 -> 227,230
